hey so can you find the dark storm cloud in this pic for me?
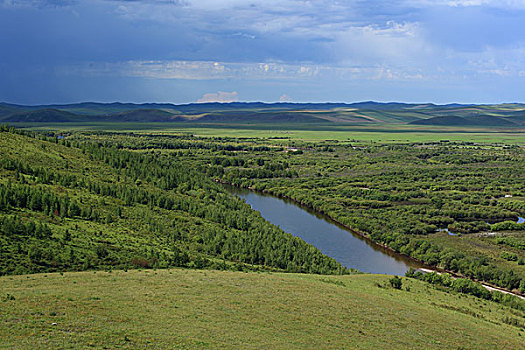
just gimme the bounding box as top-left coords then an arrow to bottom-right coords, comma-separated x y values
1,0 -> 525,104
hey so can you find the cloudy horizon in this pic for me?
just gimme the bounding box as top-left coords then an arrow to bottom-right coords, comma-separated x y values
2,0 -> 525,104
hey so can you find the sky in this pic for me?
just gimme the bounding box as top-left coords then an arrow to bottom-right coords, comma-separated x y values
2,0 -> 525,104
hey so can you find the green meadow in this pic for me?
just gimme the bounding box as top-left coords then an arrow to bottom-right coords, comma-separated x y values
14,122 -> 525,144
1,269 -> 524,349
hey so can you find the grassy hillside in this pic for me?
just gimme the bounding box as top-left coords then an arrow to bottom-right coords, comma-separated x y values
3,101 -> 525,127
411,115 -> 517,126
409,115 -> 470,126
0,105 -> 20,118
1,269 -> 524,349
195,111 -> 332,124
105,109 -> 177,122
1,109 -> 90,123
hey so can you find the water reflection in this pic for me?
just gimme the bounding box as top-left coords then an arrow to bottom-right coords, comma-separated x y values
224,185 -> 422,275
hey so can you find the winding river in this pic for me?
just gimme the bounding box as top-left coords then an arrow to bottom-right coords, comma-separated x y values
224,185 -> 423,275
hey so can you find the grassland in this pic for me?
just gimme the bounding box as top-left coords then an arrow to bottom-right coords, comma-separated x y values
178,125 -> 525,144
1,269 -> 524,349
15,122 -> 525,144
3,100 -> 525,145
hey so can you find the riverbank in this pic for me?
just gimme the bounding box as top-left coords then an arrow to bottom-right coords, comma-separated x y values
219,180 -> 525,299
219,180 -> 427,267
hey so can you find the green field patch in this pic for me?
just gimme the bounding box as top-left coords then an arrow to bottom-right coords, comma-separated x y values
0,269 -> 523,349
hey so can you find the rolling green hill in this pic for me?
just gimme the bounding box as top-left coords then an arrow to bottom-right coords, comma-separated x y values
1,269 -> 524,349
195,111 -> 332,123
2,101 -> 525,127
409,115 -> 473,126
0,105 -> 21,118
505,112 -> 525,126
1,109 -> 90,123
409,115 -> 517,126
104,109 -> 178,122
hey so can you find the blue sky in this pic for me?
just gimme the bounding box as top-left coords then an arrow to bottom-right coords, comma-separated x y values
2,0 -> 525,104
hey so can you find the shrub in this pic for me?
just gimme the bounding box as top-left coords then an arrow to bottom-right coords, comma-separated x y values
390,276 -> 403,289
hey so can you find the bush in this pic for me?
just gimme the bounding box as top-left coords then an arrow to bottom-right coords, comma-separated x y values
390,276 -> 403,289
501,251 -> 518,262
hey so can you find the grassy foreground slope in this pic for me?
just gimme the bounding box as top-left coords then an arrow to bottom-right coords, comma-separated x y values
1,269 -> 524,349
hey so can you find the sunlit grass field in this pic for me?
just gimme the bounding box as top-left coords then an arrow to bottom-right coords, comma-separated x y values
14,122 -> 525,144
1,269 -> 524,349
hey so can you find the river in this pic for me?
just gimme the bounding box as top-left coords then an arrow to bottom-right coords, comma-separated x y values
224,185 -> 422,275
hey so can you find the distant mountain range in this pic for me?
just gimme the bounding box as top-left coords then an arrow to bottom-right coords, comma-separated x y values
1,101 -> 524,127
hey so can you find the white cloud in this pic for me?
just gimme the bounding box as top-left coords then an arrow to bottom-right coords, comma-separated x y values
333,21 -> 432,69
405,0 -> 525,9
279,94 -> 292,102
59,59 -> 431,83
197,91 -> 238,103
446,43 -> 525,78
1,0 -> 76,8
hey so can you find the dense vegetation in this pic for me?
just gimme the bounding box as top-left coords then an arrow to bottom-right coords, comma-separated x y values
61,130 -> 525,293
0,127 -> 347,275
406,269 -> 524,311
2,125 -> 525,293
215,140 -> 525,292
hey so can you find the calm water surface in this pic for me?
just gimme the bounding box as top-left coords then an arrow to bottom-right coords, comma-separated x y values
225,185 -> 422,275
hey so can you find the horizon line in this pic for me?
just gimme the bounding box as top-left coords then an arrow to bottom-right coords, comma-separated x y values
3,100 -> 525,108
